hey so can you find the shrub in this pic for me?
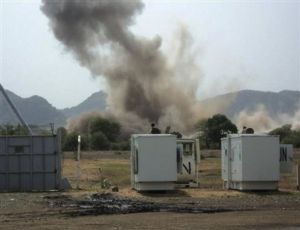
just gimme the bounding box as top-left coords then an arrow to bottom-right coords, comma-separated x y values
90,131 -> 111,150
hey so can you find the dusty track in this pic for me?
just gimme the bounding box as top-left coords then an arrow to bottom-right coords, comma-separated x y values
1,190 -> 300,230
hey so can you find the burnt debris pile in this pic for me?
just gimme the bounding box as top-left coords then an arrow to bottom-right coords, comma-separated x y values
47,193 -> 242,216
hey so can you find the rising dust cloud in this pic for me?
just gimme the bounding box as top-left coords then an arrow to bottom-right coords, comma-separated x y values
41,0 -> 299,134
234,104 -> 300,132
41,0 -> 202,133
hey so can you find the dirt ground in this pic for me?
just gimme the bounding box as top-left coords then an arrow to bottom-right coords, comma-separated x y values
1,149 -> 300,230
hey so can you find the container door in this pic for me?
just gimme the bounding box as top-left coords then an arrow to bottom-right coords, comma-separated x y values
221,139 -> 228,180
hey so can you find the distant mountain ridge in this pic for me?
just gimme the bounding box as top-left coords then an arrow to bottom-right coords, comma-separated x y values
61,91 -> 107,118
0,88 -> 299,127
0,90 -> 107,127
0,90 -> 66,127
201,90 -> 300,119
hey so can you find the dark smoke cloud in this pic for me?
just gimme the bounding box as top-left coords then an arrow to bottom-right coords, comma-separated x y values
41,0 -> 201,133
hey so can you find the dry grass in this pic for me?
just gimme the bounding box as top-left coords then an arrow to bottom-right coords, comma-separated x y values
63,157 -> 130,191
199,157 -> 223,189
62,149 -> 300,193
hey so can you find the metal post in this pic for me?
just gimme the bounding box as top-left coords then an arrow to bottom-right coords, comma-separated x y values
227,135 -> 232,190
57,129 -> 62,189
195,139 -> 201,187
88,121 -> 91,151
297,164 -> 300,190
76,135 -> 81,189
50,123 -> 54,135
0,84 -> 33,135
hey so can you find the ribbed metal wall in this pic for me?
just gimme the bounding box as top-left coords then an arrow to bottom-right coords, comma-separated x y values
0,135 -> 61,191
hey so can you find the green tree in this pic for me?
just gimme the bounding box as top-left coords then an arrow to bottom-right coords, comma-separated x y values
63,132 -> 87,151
269,125 -> 300,148
90,131 -> 110,150
0,124 -> 29,135
282,130 -> 300,148
207,114 -> 238,148
269,124 -> 292,142
15,124 -> 29,135
198,114 -> 238,149
90,117 -> 121,142
195,114 -> 238,149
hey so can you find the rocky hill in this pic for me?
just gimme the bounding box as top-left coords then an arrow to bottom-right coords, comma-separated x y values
200,90 -> 300,119
0,90 -> 66,127
61,91 -> 107,119
1,88 -> 299,127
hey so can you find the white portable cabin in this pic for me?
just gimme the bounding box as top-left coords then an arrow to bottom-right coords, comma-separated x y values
131,134 -> 177,191
176,139 -> 200,187
221,134 -> 280,190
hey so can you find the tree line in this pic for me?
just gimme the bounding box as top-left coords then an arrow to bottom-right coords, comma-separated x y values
1,113 -> 299,150
195,114 -> 300,149
58,117 -> 130,151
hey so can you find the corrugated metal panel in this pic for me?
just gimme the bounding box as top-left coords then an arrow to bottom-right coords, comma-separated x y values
0,135 -> 61,192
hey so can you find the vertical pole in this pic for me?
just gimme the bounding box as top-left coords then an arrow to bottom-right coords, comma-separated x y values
227,135 -> 232,190
76,135 -> 81,189
130,137 -> 133,188
195,139 -> 201,187
30,135 -> 33,190
57,129 -> 62,190
50,123 -> 54,135
297,164 -> 300,190
88,121 -> 91,151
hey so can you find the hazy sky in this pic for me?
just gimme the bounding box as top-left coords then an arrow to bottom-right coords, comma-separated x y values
1,0 -> 299,109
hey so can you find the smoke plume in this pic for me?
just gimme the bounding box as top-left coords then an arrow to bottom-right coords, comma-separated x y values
41,0 -> 201,133
234,103 -> 300,132
234,104 -> 277,132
